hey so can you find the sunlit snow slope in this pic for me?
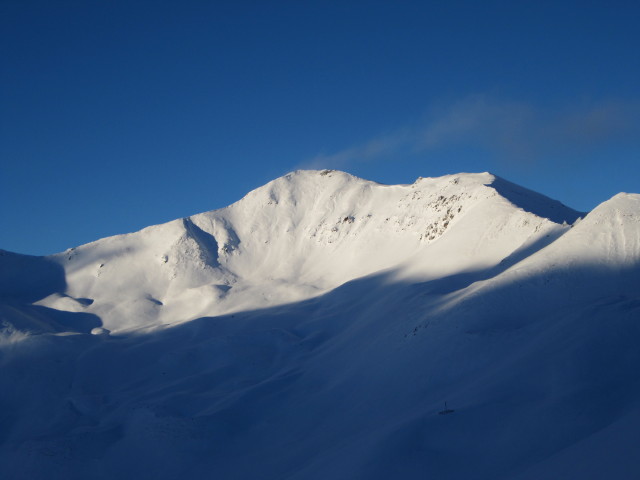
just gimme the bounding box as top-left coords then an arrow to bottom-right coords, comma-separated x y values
1,170 -> 639,480
14,170 -> 580,331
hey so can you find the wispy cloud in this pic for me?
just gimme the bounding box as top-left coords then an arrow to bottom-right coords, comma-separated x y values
554,100 -> 640,146
300,95 -> 640,169
302,129 -> 412,169
421,96 -> 532,148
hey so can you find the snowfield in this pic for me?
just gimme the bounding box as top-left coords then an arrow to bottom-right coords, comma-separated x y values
1,170 -> 639,479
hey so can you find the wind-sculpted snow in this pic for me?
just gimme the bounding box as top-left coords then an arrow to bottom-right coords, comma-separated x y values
1,171 -> 639,479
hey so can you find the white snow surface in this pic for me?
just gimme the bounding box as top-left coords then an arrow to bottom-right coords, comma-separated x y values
1,170 -> 639,479
35,170 -> 579,331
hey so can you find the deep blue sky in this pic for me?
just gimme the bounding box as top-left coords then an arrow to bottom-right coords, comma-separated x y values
2,1 -> 639,255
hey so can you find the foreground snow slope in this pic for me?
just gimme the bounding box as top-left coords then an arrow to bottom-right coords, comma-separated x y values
1,171 -> 639,480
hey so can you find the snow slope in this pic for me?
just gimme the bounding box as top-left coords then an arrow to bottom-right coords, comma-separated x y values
22,170 -> 580,331
1,170 -> 639,480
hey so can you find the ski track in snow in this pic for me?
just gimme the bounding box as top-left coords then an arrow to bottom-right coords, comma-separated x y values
1,170 -> 639,479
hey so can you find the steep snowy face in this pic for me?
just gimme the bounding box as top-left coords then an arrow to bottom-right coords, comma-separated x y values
198,170 -> 579,284
29,170 -> 581,331
494,192 -> 640,278
560,193 -> 640,264
439,192 -> 640,332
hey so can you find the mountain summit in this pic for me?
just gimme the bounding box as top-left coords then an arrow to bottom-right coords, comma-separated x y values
1,171 -> 639,480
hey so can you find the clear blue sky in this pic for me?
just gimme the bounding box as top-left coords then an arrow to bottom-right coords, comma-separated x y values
2,0 -> 639,255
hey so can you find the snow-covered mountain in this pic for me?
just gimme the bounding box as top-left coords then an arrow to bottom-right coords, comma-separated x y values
1,170 -> 639,479
3,170 -> 583,331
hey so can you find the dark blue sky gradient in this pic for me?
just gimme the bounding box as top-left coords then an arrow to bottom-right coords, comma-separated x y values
2,1 -> 639,254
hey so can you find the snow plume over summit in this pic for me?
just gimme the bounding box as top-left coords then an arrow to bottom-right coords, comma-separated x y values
2,171 -> 640,480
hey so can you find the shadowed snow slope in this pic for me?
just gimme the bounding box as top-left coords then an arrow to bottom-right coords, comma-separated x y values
1,170 -> 639,480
